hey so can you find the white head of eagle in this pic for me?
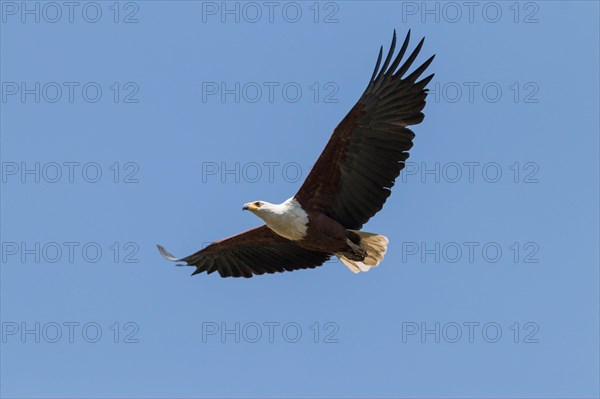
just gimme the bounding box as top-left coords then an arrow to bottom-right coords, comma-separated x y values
243,198 -> 309,241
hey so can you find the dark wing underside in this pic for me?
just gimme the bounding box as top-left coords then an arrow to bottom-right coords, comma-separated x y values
295,30 -> 435,230
158,225 -> 331,278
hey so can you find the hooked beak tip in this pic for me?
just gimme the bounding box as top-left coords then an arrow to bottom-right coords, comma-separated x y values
242,205 -> 249,211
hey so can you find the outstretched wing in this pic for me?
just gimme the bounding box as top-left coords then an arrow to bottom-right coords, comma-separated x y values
295,30 -> 435,230
157,225 -> 331,278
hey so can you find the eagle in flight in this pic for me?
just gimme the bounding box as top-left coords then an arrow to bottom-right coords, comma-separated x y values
158,30 -> 435,278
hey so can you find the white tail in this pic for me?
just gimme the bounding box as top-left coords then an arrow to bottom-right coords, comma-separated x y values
336,230 -> 389,273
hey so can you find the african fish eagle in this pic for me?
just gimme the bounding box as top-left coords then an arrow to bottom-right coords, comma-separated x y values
158,30 -> 435,278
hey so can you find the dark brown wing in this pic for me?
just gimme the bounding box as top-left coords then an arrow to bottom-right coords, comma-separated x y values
157,225 -> 331,278
295,30 -> 435,230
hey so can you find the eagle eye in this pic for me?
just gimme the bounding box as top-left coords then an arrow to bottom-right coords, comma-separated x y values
254,201 -> 261,208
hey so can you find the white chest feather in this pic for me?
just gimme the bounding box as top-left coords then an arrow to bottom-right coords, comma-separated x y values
258,198 -> 308,241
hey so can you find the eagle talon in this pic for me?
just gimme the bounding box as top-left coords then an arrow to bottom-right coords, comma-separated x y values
340,250 -> 366,262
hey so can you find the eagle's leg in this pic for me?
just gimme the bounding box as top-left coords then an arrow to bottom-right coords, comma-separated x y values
343,237 -> 367,261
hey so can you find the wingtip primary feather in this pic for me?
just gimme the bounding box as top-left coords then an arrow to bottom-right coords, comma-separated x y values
394,36 -> 426,79
385,29 -> 412,78
370,45 -> 384,82
375,31 -> 398,81
405,53 -> 436,83
157,244 -> 180,261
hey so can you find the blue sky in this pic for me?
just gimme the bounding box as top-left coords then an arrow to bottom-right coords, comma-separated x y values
1,1 -> 599,398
